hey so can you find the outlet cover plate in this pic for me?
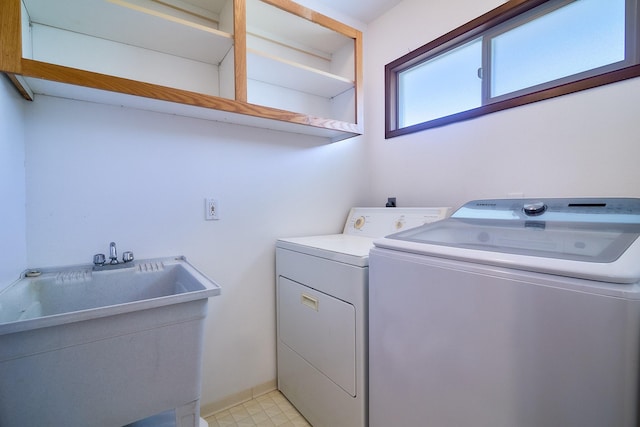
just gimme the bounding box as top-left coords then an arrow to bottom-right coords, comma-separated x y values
205,198 -> 220,220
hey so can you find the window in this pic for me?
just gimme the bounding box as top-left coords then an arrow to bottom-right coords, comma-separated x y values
386,0 -> 640,138
398,38 -> 482,127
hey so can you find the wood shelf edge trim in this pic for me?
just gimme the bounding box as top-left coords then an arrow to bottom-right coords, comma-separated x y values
259,0 -> 360,39
354,31 -> 363,126
107,0 -> 234,38
234,0 -> 248,102
5,73 -> 34,100
247,48 -> 354,84
0,0 -> 22,74
19,59 -> 361,134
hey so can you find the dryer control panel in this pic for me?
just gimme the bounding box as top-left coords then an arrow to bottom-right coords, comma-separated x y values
343,207 -> 451,238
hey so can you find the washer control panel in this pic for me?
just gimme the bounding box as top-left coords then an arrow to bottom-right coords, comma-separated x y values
452,198 -> 640,223
344,207 -> 451,237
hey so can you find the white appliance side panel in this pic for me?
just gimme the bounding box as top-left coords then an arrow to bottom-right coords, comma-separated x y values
278,342 -> 363,427
276,236 -> 372,266
279,277 -> 356,396
275,247 -> 368,427
275,248 -> 367,303
368,248 -> 640,427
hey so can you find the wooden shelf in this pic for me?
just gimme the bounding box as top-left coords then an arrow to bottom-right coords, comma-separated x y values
247,49 -> 353,98
20,61 -> 362,141
244,0 -> 358,123
23,0 -> 234,64
2,0 -> 363,141
246,0 -> 353,58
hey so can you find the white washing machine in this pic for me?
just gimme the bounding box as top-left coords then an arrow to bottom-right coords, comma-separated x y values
276,207 -> 450,427
369,198 -> 640,427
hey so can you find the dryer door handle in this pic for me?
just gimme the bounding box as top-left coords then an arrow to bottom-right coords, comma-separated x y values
301,293 -> 319,311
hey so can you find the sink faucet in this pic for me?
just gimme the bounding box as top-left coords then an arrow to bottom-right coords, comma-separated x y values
109,241 -> 118,264
93,242 -> 134,270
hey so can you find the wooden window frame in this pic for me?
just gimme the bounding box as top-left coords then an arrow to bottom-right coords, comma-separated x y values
385,0 -> 640,139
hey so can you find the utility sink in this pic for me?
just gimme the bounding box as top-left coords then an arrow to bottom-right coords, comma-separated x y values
0,256 -> 220,332
0,256 -> 221,427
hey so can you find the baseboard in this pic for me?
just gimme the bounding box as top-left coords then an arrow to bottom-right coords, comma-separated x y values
200,379 -> 277,418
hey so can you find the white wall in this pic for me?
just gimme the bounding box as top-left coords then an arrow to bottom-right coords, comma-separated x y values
11,0 -> 640,413
0,76 -> 27,287
11,0 -> 370,411
365,0 -> 640,210
23,95 -> 369,407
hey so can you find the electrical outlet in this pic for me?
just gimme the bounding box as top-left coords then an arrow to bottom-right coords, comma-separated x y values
205,198 -> 220,220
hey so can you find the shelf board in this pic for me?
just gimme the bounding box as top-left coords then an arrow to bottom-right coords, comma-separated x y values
23,0 -> 233,64
19,65 -> 362,142
247,49 -> 354,98
246,0 -> 353,55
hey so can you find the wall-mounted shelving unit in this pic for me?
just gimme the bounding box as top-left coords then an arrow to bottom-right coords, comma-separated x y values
0,0 -> 363,141
245,0 -> 357,124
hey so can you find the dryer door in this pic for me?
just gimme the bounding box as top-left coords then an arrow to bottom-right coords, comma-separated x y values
278,277 -> 356,396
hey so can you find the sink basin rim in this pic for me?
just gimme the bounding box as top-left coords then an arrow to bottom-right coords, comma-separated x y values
0,255 -> 221,335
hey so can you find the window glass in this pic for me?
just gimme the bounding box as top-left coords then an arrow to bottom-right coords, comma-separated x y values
386,0 -> 639,138
491,0 -> 627,98
398,38 -> 482,127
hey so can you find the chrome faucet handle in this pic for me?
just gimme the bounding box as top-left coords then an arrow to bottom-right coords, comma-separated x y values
122,251 -> 134,263
109,242 -> 118,264
93,253 -> 106,266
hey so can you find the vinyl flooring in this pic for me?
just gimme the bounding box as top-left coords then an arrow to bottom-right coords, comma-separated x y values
204,390 -> 311,427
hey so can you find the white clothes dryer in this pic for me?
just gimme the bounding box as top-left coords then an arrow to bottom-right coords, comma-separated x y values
276,207 -> 450,427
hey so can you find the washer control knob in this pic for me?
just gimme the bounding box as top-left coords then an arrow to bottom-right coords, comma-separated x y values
523,201 -> 547,216
354,216 -> 366,230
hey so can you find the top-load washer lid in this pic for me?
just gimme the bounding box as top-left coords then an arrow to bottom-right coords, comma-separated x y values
375,198 -> 640,284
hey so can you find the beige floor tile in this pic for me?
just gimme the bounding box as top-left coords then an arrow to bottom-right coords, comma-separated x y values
251,412 -> 270,424
205,391 -> 309,427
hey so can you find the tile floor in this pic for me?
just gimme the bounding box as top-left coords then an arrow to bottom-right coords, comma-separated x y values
204,390 -> 311,427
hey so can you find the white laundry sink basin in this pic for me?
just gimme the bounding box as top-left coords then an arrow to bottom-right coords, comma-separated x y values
0,256 -> 221,427
0,256 -> 220,331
